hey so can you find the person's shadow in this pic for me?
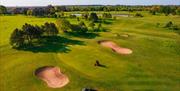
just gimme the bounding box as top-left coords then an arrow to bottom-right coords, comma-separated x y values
94,60 -> 108,68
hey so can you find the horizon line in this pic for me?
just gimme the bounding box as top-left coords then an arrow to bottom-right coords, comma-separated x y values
2,4 -> 180,7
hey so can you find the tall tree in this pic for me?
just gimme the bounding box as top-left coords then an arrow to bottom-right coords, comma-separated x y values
22,23 -> 35,44
10,28 -> 24,48
89,13 -> 99,22
56,19 -> 71,32
176,7 -> 180,15
42,22 -> 59,36
46,5 -> 56,15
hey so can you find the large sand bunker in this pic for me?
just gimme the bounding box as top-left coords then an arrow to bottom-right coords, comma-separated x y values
35,66 -> 69,88
98,40 -> 133,55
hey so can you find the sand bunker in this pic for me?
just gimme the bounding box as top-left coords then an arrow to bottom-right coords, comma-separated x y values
35,66 -> 69,88
98,40 -> 133,55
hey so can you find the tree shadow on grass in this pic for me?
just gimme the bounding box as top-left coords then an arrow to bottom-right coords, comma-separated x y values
101,19 -> 114,25
93,28 -> 110,32
65,32 -> 100,39
16,36 -> 85,53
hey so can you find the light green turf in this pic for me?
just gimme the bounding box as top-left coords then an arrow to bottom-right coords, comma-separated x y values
0,13 -> 180,91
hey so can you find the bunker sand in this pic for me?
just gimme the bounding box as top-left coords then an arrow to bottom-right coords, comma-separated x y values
98,40 -> 132,55
35,66 -> 69,88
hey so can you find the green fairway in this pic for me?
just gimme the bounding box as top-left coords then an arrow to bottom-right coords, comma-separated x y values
0,13 -> 180,91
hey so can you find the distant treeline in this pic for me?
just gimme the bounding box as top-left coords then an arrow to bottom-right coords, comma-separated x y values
0,5 -> 180,16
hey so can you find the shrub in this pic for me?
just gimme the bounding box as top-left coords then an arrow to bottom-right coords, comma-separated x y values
82,13 -> 89,20
69,14 -> 76,18
102,13 -> 112,18
135,13 -> 143,17
164,21 -> 180,31
164,21 -> 173,28
71,24 -> 88,33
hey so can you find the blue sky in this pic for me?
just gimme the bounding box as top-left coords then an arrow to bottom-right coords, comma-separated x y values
1,0 -> 180,6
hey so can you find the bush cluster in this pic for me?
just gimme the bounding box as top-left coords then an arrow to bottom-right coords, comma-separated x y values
135,13 -> 143,17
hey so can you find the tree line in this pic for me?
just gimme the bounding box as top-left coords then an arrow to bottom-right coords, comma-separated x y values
149,6 -> 180,15
1,5 -> 180,16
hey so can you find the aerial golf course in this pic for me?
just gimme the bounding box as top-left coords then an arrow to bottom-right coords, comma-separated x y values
0,11 -> 180,91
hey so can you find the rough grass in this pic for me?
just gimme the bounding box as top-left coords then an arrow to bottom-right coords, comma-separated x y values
0,13 -> 180,91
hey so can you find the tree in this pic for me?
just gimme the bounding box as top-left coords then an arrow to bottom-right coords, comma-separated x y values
160,6 -> 172,16
78,21 -> 88,33
103,6 -> 110,12
70,21 -> 88,33
55,6 -> 67,12
22,23 -> 35,44
89,13 -> 99,22
79,21 -> 86,27
102,13 -> 112,18
77,17 -> 80,21
10,28 -> 24,48
176,7 -> 180,15
27,9 -> 33,16
0,5 -> 7,14
71,24 -> 88,33
56,19 -> 71,32
42,22 -> 59,36
164,21 -> 173,28
45,5 -> 56,15
150,6 -> 160,15
32,8 -> 45,16
82,13 -> 89,20
135,13 -> 143,17
33,25 -> 43,38
11,8 -> 21,14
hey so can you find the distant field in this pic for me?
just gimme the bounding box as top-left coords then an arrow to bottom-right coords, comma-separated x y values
0,12 -> 180,91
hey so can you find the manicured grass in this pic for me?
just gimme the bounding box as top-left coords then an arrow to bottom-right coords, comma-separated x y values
0,12 -> 180,91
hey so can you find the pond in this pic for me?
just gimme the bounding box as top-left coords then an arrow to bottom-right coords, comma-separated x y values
71,14 -> 82,16
112,14 -> 132,17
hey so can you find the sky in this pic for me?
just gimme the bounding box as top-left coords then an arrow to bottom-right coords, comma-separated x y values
1,0 -> 180,6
